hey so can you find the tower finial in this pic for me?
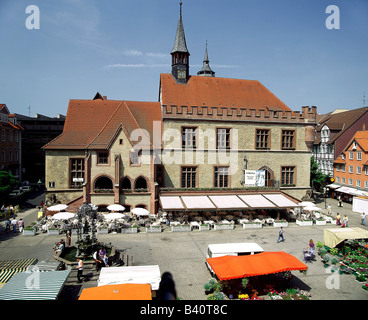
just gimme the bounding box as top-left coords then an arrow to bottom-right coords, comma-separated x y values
197,41 -> 215,77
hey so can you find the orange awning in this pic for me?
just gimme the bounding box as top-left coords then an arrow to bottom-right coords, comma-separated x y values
206,251 -> 308,280
78,283 -> 152,300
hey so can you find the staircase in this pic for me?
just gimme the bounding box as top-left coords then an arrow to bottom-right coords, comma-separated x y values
58,252 -> 134,300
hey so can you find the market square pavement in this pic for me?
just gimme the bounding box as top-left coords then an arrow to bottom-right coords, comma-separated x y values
0,193 -> 368,300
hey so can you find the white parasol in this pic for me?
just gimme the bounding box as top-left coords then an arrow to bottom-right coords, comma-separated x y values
299,202 -> 315,207
303,206 -> 322,211
107,204 -> 126,212
104,212 -> 126,220
131,208 -> 150,216
51,212 -> 76,220
47,204 -> 68,211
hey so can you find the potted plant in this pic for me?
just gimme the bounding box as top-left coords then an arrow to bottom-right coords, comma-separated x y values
121,225 -> 139,233
242,221 -> 262,229
199,223 -> 210,231
315,218 -> 327,225
316,241 -> 324,255
171,225 -> 192,232
273,219 -> 288,227
23,225 -> 36,236
296,218 -> 313,226
321,254 -> 330,268
146,225 -> 162,233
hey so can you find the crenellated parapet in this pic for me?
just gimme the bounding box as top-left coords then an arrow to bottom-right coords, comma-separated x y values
162,105 -> 317,124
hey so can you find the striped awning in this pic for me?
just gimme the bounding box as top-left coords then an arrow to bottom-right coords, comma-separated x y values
0,270 -> 70,300
0,259 -> 38,287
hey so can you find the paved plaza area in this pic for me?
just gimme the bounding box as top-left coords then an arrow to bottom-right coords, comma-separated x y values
1,194 -> 368,300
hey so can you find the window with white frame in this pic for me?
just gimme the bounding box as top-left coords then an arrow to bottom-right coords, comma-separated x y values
348,178 -> 353,186
366,167 -> 368,175
336,176 -> 340,183
349,152 -> 354,160
349,166 -> 354,174
342,177 -> 346,184
357,180 -> 361,187
357,152 -> 362,161
357,166 -> 362,175
365,181 -> 368,188
342,164 -> 346,172
336,164 -> 340,172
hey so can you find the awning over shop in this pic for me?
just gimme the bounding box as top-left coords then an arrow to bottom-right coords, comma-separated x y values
0,270 -> 70,300
159,196 -> 185,210
159,193 -> 300,211
181,196 -> 216,210
335,186 -> 361,195
0,258 -> 38,288
238,194 -> 275,208
326,183 -> 341,189
79,283 -> 152,300
324,228 -> 368,248
208,195 -> 248,209
262,194 -> 300,208
97,265 -> 161,290
206,251 -> 308,281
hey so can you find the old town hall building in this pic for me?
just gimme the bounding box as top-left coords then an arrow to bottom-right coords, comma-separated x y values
43,4 -> 317,214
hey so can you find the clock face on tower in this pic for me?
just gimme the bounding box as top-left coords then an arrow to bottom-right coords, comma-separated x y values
178,70 -> 186,79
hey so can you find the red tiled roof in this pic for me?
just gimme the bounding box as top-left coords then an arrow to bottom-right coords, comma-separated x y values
160,73 -> 291,112
347,130 -> 368,152
43,99 -> 161,150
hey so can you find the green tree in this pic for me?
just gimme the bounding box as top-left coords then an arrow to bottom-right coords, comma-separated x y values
310,157 -> 330,191
0,171 -> 18,195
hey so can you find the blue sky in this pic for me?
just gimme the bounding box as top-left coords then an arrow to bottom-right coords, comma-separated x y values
0,0 -> 367,117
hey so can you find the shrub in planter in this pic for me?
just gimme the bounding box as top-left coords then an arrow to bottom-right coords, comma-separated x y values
206,291 -> 225,300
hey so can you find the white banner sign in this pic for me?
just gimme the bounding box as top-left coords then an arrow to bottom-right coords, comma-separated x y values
244,170 -> 265,187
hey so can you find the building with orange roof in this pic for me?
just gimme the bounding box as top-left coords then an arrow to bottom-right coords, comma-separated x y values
332,126 -> 368,202
312,107 -> 368,176
43,3 -> 317,214
0,104 -> 23,179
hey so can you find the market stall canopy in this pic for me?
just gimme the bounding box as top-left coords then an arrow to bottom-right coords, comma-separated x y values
0,258 -> 38,289
97,265 -> 161,290
160,193 -> 300,211
51,212 -> 76,220
324,227 -> 368,248
107,204 -> 125,212
206,251 -> 308,281
47,204 -> 68,211
0,270 -> 70,300
79,283 -> 152,300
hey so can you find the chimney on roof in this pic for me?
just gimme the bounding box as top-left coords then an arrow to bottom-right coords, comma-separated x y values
362,123 -> 366,131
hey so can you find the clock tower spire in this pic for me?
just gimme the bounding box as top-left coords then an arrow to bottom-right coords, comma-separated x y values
171,1 -> 190,84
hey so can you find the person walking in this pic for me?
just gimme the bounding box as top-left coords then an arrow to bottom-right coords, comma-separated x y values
18,219 -> 24,233
76,258 -> 84,283
327,205 -> 332,215
5,219 -> 11,233
336,213 -> 341,226
10,217 -> 18,233
277,227 -> 285,243
93,250 -> 102,271
361,212 -> 366,226
342,215 -> 348,228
